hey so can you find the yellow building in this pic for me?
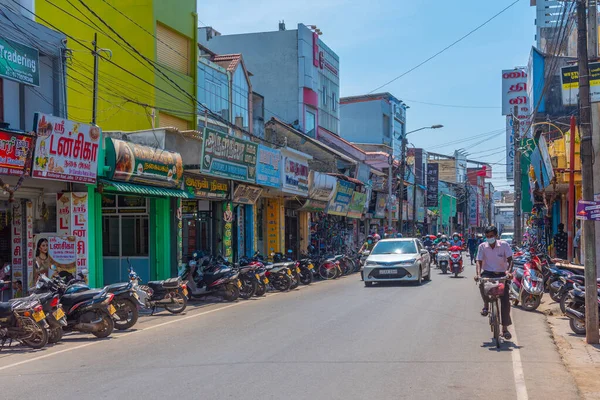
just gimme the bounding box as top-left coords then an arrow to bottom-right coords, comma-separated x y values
36,0 -> 198,131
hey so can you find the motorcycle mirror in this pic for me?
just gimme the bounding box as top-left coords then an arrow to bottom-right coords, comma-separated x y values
3,265 -> 10,274
363,250 -> 371,256
81,269 -> 88,275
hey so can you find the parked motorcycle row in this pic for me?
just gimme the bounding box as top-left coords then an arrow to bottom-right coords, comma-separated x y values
0,249 -> 361,352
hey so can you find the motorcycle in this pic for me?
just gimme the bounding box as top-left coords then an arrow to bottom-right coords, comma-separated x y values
437,246 -> 450,274
236,256 -> 262,299
425,246 -> 434,266
272,251 -> 300,290
264,260 -> 293,292
448,245 -> 463,277
564,282 -> 600,335
509,255 -> 544,311
0,296 -> 49,350
180,253 -> 240,302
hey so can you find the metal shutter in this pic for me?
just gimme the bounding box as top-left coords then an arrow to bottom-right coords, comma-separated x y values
158,112 -> 189,131
156,24 -> 190,75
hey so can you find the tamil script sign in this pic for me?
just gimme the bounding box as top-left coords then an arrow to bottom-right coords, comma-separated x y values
0,130 -> 33,176
0,37 -> 39,86
426,163 -> 438,207
576,200 -> 600,221
201,128 -> 258,183
501,69 -> 529,116
561,62 -> 600,106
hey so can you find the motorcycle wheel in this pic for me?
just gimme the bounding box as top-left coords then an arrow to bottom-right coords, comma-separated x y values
255,281 -> 267,297
92,311 -> 115,338
299,269 -> 313,285
569,318 -> 586,335
289,272 -> 300,290
113,299 -> 139,330
165,289 -> 188,313
273,274 -> 291,291
223,283 -> 240,301
22,322 -> 49,349
549,286 -> 562,303
239,278 -> 257,300
48,327 -> 63,344
454,271 -> 459,278
521,294 -> 541,311
559,293 -> 571,314
441,264 -> 447,274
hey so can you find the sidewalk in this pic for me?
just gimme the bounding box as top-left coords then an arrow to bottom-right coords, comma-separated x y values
539,300 -> 600,400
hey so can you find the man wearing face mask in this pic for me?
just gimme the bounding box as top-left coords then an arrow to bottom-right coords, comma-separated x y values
449,232 -> 462,247
475,225 -> 513,339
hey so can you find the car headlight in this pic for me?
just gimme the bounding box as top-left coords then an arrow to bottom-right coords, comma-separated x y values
400,259 -> 416,264
365,260 -> 377,266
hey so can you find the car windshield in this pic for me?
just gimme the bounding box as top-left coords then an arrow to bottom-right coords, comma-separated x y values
500,233 -> 513,240
371,241 -> 417,255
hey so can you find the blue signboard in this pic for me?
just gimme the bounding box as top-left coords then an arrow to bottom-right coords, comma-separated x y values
256,145 -> 281,188
327,180 -> 355,216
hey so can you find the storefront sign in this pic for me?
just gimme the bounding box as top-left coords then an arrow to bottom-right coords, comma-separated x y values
347,192 -> 367,219
25,202 -> 33,289
56,193 -> 71,236
561,62 -> 600,105
11,202 -> 23,295
184,174 -> 229,200
31,234 -> 76,288
374,193 -> 387,219
0,37 -> 39,86
501,69 -> 529,115
266,198 -> 282,253
282,154 -> 309,195
70,192 -> 89,282
233,184 -> 262,205
201,128 -> 257,183
426,164 -> 439,207
308,171 -> 336,201
256,145 -> 281,188
576,200 -> 600,220
32,113 -> 100,183
299,199 -> 328,212
327,180 -> 355,216
106,138 -> 183,188
0,130 -> 33,176
223,202 -> 234,260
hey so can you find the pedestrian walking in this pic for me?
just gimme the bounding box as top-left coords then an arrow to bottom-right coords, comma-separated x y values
553,223 -> 568,260
467,233 -> 478,265
573,221 -> 581,264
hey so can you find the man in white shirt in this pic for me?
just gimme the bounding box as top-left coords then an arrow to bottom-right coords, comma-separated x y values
475,225 -> 513,339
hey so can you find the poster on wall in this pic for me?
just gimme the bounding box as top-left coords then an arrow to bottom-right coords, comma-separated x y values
0,130 -> 34,176
223,202 -> 234,260
374,193 -> 387,219
327,180 -> 355,216
31,113 -> 100,184
11,203 -> 23,296
347,192 -> 367,219
30,234 -> 77,289
426,164 -> 439,207
106,138 -> 183,188
56,192 -> 71,236
70,192 -> 89,283
201,128 -> 257,183
233,184 -> 262,205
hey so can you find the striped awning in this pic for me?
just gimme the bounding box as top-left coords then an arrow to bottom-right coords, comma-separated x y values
99,179 -> 193,199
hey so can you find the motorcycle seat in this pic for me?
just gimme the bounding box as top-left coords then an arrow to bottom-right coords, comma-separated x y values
105,282 -> 130,292
0,302 -> 12,317
61,289 -> 103,308
149,277 -> 180,289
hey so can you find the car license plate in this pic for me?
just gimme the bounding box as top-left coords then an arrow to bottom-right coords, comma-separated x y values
108,304 -> 116,315
32,310 -> 45,322
379,269 -> 397,275
263,277 -> 269,284
255,273 -> 260,280
53,307 -> 65,320
308,264 -> 314,270
237,280 -> 242,288
183,287 -> 189,297
296,267 -> 301,273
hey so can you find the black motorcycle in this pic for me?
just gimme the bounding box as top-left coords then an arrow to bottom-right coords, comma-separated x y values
0,296 -> 49,350
272,252 -> 300,290
236,256 -> 263,299
180,253 -> 240,302
564,283 -> 600,335
12,287 -> 67,344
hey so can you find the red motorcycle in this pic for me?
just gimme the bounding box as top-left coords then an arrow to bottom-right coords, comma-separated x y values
449,245 -> 463,278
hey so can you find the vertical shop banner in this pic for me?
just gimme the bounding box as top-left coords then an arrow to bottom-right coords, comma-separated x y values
237,205 -> 245,258
25,202 -> 34,289
11,203 -> 23,296
256,145 -> 281,188
426,164 -> 439,207
176,198 -> 183,268
327,180 -> 355,216
0,37 -> 39,86
501,69 -> 529,115
223,202 -> 234,260
468,186 -> 478,226
506,116 -> 514,180
266,199 -> 281,253
70,193 -> 89,282
56,192 -> 71,236
32,113 -> 101,183
374,193 -> 387,219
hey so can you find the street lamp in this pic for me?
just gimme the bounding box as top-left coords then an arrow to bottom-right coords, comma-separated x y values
397,124 -> 443,236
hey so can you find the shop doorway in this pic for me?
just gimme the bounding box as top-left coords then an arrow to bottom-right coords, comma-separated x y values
285,210 -> 298,258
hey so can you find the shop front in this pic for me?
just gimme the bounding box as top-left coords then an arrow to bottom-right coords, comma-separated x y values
96,137 -> 190,285
232,183 -> 261,259
255,145 -> 282,256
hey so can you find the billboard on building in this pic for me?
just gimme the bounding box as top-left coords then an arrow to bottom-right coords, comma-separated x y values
561,62 -> 600,105
502,69 -> 529,116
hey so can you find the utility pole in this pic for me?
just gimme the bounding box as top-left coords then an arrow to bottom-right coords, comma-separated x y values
91,32 -> 99,125
513,106 -> 522,245
388,154 -> 394,233
399,137 -> 407,235
576,0 -> 599,344
412,168 -> 418,235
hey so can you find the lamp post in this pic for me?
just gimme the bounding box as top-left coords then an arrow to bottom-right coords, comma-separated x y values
398,124 -> 443,235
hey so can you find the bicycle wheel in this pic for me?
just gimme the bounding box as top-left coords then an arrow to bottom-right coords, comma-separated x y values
319,264 -> 336,280
491,300 -> 501,349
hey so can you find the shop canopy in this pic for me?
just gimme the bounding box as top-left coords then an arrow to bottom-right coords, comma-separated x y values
99,179 -> 194,199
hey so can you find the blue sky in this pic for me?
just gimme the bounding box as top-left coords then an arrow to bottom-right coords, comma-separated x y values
198,0 -> 535,191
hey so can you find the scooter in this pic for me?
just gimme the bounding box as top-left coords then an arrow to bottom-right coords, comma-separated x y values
437,246 -> 450,274
564,282 -> 600,335
129,264 -> 188,314
509,255 -> 544,311
180,253 -> 240,302
448,245 -> 463,277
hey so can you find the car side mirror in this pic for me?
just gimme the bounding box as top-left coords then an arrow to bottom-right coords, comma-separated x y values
420,249 -> 429,255
363,250 -> 370,256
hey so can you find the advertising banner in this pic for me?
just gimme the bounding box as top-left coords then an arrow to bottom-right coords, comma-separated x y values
0,130 -> 33,176
426,163 -> 439,207
184,174 -> 229,199
561,62 -> 600,105
70,192 -> 89,282
266,199 -> 282,253
32,113 -> 100,183
576,200 -> 600,220
299,199 -> 328,212
256,145 -> 281,188
0,37 -> 39,86
308,171 -> 336,201
468,186 -> 478,226
106,138 -> 183,188
11,202 -> 23,296
56,192 -> 71,236
201,128 -> 257,183
30,234 -> 76,289
327,180 -> 355,216
233,184 -> 262,205
501,69 -> 529,115
347,192 -> 367,219
374,193 -> 387,219
25,202 -> 33,289
223,202 -> 234,260
282,154 -> 309,195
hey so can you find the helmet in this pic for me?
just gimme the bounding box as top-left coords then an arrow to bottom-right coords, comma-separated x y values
373,233 -> 381,241
422,236 -> 427,240
366,235 -> 374,242
437,233 -> 442,238
441,235 -> 448,242
396,233 -> 403,238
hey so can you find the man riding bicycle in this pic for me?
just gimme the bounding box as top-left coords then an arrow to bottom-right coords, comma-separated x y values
475,225 -> 513,340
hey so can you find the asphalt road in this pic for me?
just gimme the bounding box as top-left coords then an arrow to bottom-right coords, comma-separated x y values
0,258 -> 581,400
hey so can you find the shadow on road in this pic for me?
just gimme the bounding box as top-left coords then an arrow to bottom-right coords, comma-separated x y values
364,281 -> 432,288
481,339 -> 522,352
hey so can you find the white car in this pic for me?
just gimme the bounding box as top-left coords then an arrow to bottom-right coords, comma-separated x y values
500,232 -> 514,245
362,238 -> 431,286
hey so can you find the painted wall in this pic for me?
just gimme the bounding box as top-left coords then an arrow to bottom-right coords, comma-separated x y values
339,99 -> 386,145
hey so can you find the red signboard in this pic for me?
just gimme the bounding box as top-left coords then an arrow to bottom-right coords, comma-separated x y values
0,130 -> 33,176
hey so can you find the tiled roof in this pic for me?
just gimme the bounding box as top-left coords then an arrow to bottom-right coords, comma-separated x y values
212,54 -> 242,72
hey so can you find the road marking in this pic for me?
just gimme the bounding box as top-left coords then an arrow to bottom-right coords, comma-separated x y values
0,278 -> 333,371
511,326 -> 529,400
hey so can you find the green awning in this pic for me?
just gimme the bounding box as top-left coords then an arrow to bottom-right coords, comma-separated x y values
99,179 -> 194,199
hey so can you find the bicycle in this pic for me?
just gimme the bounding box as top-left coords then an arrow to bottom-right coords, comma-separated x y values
478,276 -> 511,349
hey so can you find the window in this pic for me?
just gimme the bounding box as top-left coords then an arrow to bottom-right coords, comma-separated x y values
305,109 -> 316,137
322,85 -> 327,106
371,240 -> 417,255
383,114 -> 390,137
198,62 -> 229,120
156,23 -> 190,75
332,91 -> 337,111
232,67 -> 249,130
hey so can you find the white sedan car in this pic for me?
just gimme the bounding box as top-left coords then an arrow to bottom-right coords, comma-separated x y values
363,238 -> 431,286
